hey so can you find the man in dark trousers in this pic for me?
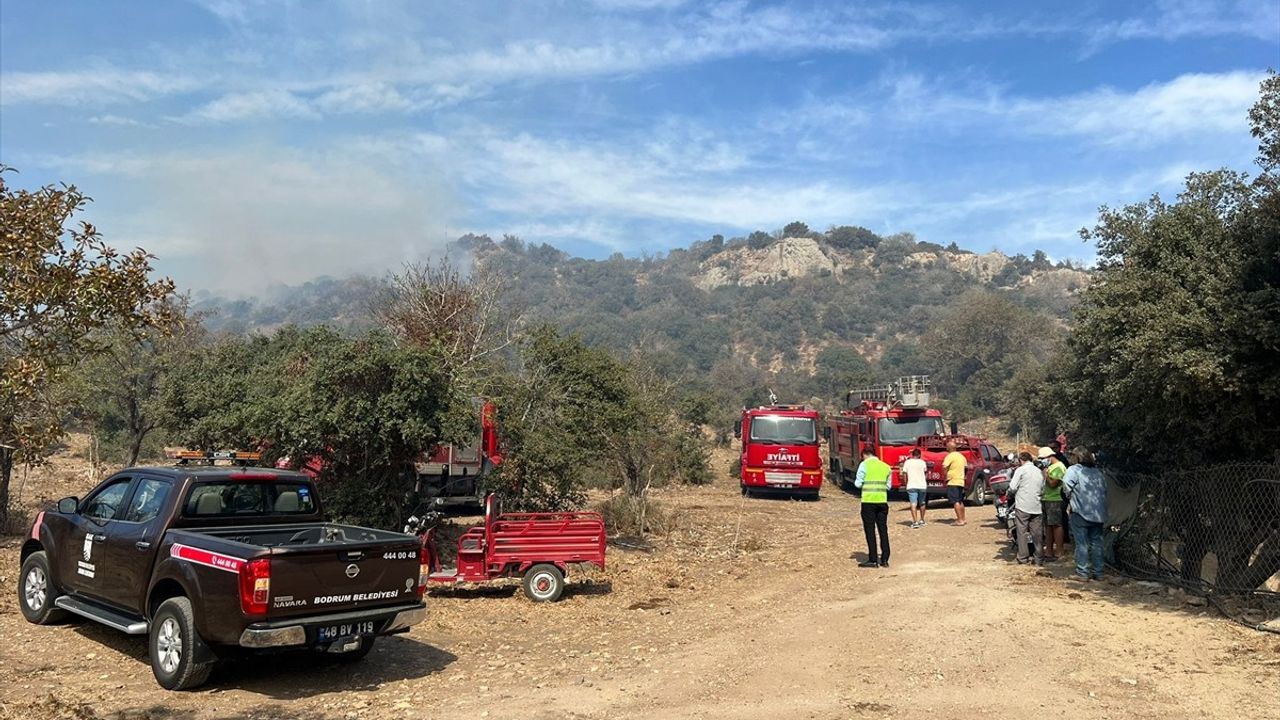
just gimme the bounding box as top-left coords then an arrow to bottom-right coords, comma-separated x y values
854,446 -> 892,568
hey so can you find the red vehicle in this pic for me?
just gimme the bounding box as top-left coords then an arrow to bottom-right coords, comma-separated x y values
413,400 -> 503,509
826,376 -> 946,493
407,495 -> 605,602
908,433 -> 1012,506
734,401 -> 823,500
276,400 -> 503,509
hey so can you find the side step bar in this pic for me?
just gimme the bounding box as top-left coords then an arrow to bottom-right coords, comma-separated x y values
55,596 -> 148,635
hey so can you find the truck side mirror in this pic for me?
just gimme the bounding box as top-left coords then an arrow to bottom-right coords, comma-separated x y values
57,496 -> 78,514
822,426 -> 832,441
733,420 -> 742,439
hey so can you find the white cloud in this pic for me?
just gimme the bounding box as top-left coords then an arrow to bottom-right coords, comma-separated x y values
88,114 -> 145,126
174,89 -> 320,124
1088,0 -> 1279,47
313,82 -> 413,114
1024,71 -> 1264,144
878,69 -> 1265,147
0,69 -> 195,105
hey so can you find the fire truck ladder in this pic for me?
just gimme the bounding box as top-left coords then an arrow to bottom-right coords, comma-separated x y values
847,375 -> 932,409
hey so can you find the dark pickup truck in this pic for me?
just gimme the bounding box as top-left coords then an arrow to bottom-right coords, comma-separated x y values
18,465 -> 427,690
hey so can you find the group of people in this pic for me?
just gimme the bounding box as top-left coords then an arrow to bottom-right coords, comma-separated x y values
1008,444 -> 1108,580
850,440 -> 1110,581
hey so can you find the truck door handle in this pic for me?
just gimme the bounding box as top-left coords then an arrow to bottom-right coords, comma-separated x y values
94,534 -> 107,542
135,541 -> 152,551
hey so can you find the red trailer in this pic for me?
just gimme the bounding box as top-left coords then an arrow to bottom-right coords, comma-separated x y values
415,495 -> 606,602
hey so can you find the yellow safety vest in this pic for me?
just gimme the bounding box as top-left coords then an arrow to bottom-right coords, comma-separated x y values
861,458 -> 891,504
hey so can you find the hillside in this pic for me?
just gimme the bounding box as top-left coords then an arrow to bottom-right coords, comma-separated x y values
193,226 -> 1090,410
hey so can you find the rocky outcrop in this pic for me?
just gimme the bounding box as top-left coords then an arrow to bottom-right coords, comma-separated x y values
695,237 -> 837,289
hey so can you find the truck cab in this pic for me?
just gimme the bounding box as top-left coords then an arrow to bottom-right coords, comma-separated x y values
734,404 -> 823,500
827,376 -> 946,492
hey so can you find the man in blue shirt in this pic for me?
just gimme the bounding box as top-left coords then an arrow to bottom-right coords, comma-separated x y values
1062,447 -> 1107,580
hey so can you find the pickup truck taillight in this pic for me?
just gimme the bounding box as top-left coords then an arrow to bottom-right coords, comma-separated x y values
239,558 -> 271,616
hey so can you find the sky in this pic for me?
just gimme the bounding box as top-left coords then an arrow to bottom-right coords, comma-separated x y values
1,0 -> 1278,293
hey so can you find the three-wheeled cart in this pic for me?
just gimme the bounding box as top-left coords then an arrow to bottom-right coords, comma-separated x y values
419,495 -> 606,602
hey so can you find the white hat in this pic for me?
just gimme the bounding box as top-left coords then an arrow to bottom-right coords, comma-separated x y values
1037,446 -> 1056,459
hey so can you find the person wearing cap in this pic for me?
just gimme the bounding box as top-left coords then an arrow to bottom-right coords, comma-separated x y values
1038,446 -> 1067,561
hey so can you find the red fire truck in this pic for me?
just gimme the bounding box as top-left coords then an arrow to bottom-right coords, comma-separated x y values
825,376 -> 947,493
734,400 -> 824,500
414,399 -> 503,508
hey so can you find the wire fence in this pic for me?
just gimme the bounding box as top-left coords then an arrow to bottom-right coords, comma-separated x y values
1106,462 -> 1280,630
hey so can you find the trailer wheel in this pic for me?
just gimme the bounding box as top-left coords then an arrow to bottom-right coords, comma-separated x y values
522,564 -> 565,602
150,597 -> 214,691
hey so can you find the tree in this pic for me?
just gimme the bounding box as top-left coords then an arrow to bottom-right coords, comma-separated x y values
161,326 -> 466,528
918,291 -> 1049,424
1054,74 -> 1280,590
826,225 -> 882,250
1,168 -> 174,528
374,259 -> 518,394
487,326 -> 625,510
782,221 -> 811,238
66,300 -> 206,466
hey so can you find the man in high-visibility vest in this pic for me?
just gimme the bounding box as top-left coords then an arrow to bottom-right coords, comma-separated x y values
854,446 -> 892,568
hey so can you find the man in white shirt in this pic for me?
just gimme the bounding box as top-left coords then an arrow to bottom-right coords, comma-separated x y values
1007,451 -> 1046,565
902,448 -> 928,528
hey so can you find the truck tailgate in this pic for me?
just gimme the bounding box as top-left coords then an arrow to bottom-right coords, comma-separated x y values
267,540 -> 422,618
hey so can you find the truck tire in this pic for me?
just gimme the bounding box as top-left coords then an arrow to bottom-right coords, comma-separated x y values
522,564 -> 565,602
150,597 -> 214,691
968,479 -> 988,507
19,551 -> 67,625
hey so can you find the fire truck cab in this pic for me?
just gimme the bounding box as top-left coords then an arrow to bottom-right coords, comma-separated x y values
826,376 -> 946,493
734,402 -> 824,500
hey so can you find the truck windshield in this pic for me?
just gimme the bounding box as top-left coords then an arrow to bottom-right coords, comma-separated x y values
750,416 -> 817,445
184,481 -> 317,517
878,416 -> 944,445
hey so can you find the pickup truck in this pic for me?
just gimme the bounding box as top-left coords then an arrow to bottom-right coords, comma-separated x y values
18,465 -> 427,690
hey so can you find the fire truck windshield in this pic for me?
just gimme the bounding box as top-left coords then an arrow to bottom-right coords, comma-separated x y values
750,416 -> 817,445
877,416 -> 944,445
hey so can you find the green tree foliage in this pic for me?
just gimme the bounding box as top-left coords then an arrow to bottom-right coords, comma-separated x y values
918,290 -> 1051,425
489,327 -> 711,523
782,221 -> 811,238
66,300 -> 206,466
1053,72 -> 1278,464
1,168 -> 174,527
161,326 -> 466,528
825,225 -> 882,250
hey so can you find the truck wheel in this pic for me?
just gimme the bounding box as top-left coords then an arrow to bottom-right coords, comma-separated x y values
19,551 -> 67,625
150,597 -> 214,691
522,564 -> 565,602
969,480 -> 988,507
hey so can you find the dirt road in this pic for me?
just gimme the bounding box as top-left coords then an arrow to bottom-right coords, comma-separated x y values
2,468 -> 1278,720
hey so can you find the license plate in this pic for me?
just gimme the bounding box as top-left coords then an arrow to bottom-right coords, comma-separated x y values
317,621 -> 375,642
764,473 -> 800,486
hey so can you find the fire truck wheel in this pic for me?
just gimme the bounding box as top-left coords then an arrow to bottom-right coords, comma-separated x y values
522,564 -> 565,602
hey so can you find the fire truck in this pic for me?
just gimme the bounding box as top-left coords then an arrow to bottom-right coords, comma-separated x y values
825,376 -> 947,493
414,400 -> 503,508
734,399 -> 824,499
